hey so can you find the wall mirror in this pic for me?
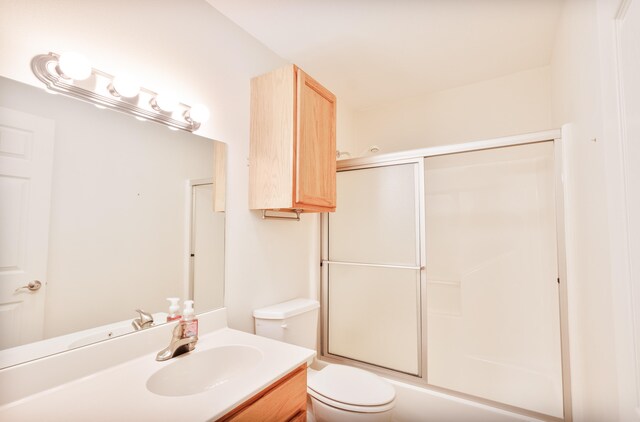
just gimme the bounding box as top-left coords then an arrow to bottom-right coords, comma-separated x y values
0,76 -> 226,368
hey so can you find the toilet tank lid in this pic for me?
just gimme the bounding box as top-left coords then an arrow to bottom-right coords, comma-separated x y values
253,298 -> 320,320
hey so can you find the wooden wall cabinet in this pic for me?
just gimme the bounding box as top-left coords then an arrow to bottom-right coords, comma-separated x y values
249,64 -> 336,213
219,364 -> 307,422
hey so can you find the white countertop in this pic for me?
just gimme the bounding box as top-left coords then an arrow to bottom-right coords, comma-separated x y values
0,327 -> 315,421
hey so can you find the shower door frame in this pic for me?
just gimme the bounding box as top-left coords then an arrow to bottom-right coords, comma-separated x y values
322,157 -> 427,377
320,129 -> 572,422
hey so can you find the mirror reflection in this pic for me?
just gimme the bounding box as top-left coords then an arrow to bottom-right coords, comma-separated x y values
0,76 -> 225,368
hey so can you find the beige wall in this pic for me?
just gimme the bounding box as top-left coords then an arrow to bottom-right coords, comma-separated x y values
596,0 -> 640,419
351,66 -> 553,155
0,0 -> 336,334
551,0 -> 620,420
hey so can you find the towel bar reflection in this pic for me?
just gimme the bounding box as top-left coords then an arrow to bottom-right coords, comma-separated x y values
262,209 -> 301,221
322,261 -> 423,270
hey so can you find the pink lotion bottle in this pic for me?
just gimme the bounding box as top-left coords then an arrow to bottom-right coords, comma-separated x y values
181,300 -> 198,340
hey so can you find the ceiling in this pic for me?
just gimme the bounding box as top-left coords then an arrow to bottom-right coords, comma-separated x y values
206,0 -> 564,111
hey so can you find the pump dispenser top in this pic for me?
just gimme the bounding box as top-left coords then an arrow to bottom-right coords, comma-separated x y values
183,300 -> 195,320
166,297 -> 181,322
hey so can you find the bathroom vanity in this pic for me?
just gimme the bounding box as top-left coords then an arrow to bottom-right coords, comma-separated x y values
0,308 -> 315,421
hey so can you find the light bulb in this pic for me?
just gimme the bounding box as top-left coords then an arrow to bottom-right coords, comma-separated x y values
153,94 -> 179,112
188,104 -> 210,123
111,76 -> 140,98
57,52 -> 92,80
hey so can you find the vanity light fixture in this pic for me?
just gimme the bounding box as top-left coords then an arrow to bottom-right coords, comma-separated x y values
185,103 -> 211,124
31,52 -> 210,132
151,93 -> 179,112
56,52 -> 92,81
109,76 -> 141,98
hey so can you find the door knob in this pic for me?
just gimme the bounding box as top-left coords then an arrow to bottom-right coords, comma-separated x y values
14,280 -> 42,293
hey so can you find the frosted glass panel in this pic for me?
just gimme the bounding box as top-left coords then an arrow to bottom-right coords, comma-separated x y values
329,164 -> 418,265
328,264 -> 420,374
425,143 -> 563,417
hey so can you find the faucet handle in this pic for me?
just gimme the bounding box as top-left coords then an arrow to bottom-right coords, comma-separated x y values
135,309 -> 154,324
171,322 -> 184,339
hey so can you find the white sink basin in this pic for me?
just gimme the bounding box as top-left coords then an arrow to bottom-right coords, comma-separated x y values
146,345 -> 263,397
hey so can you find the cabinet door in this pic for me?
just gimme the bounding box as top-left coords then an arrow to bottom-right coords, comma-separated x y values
295,69 -> 336,210
219,364 -> 307,422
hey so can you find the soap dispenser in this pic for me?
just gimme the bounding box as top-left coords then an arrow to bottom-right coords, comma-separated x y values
166,297 -> 181,322
181,300 -> 198,340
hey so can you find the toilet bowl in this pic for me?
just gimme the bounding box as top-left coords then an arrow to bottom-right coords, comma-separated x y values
253,299 -> 396,422
307,364 -> 395,422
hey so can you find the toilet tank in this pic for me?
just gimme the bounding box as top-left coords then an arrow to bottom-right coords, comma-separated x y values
253,298 -> 320,350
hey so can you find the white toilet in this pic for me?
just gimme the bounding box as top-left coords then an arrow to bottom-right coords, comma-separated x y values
253,298 -> 396,422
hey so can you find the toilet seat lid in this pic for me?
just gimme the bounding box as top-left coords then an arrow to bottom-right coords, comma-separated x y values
307,365 -> 396,407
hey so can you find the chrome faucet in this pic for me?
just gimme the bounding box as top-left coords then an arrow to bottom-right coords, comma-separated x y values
132,309 -> 154,331
156,323 -> 198,361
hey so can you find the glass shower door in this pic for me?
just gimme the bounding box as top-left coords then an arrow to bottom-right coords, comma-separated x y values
425,142 -> 563,417
326,161 -> 423,375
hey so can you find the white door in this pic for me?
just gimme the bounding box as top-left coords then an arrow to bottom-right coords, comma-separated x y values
0,107 -> 55,349
189,181 -> 225,311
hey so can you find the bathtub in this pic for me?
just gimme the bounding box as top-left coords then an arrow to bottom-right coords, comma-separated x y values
386,377 -> 544,422
312,360 -> 545,422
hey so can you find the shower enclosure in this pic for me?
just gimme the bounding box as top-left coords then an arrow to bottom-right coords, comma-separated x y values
321,130 -> 570,421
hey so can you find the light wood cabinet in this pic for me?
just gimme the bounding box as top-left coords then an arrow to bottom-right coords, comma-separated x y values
249,64 -> 336,213
219,364 -> 307,422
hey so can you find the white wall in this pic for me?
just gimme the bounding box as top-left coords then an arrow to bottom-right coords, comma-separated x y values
550,0 -> 622,420
351,66 -> 553,155
336,100 -> 357,156
0,0 -> 336,334
594,0 -> 640,420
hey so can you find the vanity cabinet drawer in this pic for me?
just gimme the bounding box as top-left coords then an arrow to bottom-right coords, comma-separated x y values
219,363 -> 307,422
